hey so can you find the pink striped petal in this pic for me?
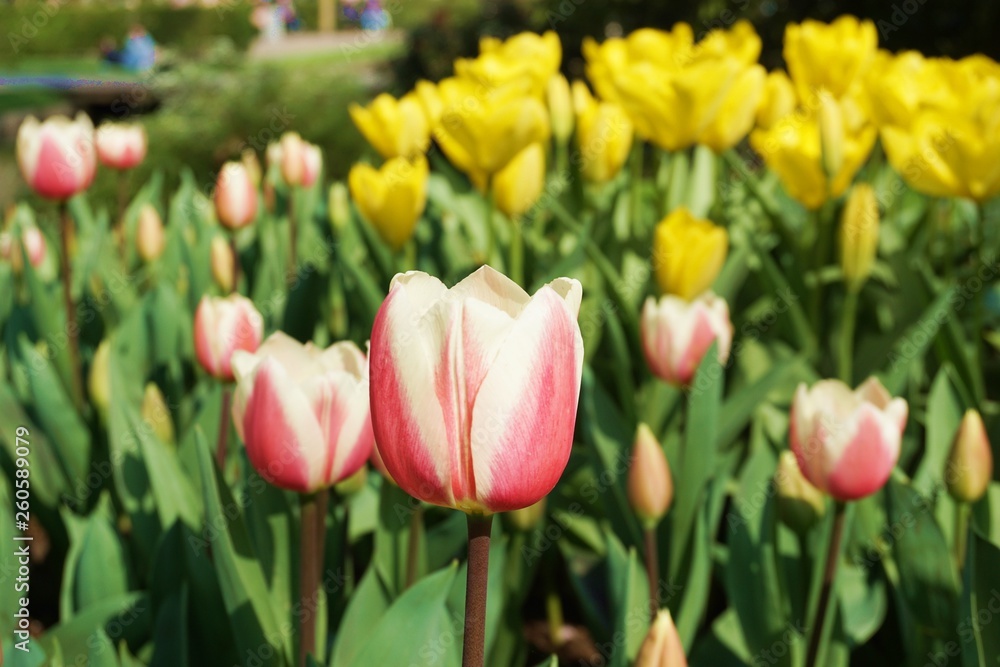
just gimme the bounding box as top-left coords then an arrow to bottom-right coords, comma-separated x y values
826,403 -> 901,500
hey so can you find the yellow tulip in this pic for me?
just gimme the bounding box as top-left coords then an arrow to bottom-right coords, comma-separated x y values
414,80 -> 444,128
572,82 -> 633,184
546,74 -> 574,145
870,54 -> 1000,201
434,77 -> 550,178
455,31 -> 561,96
349,92 -> 430,160
582,21 -> 765,152
783,16 -> 877,103
348,155 -> 428,251
493,143 -> 546,219
839,183 -> 879,291
756,71 -> 797,130
653,208 -> 728,300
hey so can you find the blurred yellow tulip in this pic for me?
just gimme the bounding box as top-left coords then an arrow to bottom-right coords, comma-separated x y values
493,143 -> 546,219
572,82 -> 633,184
583,21 -> 765,152
349,92 -> 430,160
414,80 -> 444,128
348,156 -> 429,251
547,74 -> 574,145
755,71 -> 797,130
839,183 -> 879,291
784,16 -> 877,103
653,208 -> 728,300
434,78 -> 550,178
455,31 -> 561,96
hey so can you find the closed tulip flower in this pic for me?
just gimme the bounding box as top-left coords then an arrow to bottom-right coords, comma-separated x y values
946,410 -> 993,503
572,82 -> 633,184
276,132 -> 307,187
194,294 -> 264,382
839,184 -> 879,291
641,293 -> 733,386
350,92 -> 431,160
301,143 -> 322,188
547,74 -> 574,145
210,235 -> 236,292
784,16 -> 877,102
627,424 -> 673,528
136,204 -> 165,263
89,339 -> 111,418
755,71 -> 797,130
369,266 -> 584,514
414,80 -> 444,128
434,77 -> 550,178
653,208 -> 728,300
790,377 -> 908,501
635,610 -> 687,667
95,122 -> 147,170
454,31 -> 561,96
214,162 -> 258,230
231,332 -> 374,493
348,155 -> 428,251
17,112 -> 96,200
493,143 -> 546,219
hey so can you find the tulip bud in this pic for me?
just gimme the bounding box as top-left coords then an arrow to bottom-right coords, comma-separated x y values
775,450 -> 826,532
279,132 -> 306,187
818,90 -> 845,180
231,333 -> 374,493
95,122 -> 147,170
505,497 -> 547,532
301,143 -> 322,188
369,266 -> 584,514
946,410 -> 993,503
136,204 -> 165,263
635,609 -> 687,667
348,156 -> 429,251
627,424 -> 673,529
214,162 -> 258,230
349,91 -> 431,160
17,113 -> 96,200
493,143 -> 546,219
193,295 -> 264,382
755,71 -> 797,130
641,293 -> 733,386
839,184 -> 879,291
547,74 -> 574,145
327,181 -> 350,232
241,148 -> 262,187
652,208 -> 729,301
573,81 -> 633,184
210,235 -> 236,293
141,382 -> 175,445
790,377 -> 908,501
335,465 -> 368,496
89,340 -> 112,418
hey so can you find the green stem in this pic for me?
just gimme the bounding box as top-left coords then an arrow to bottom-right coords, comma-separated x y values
972,205 -> 986,373
629,143 -> 643,235
643,527 -> 660,621
805,501 -> 849,667
405,505 -> 423,590
59,201 -> 84,411
808,208 -> 827,339
288,187 -> 298,279
509,215 -> 524,287
838,288 -> 859,384
484,182 -> 497,269
116,170 -> 129,260
215,386 -> 230,472
954,501 -> 970,572
299,492 -> 320,667
401,238 -> 418,273
462,514 -> 493,667
230,233 -> 241,294
544,555 -> 564,650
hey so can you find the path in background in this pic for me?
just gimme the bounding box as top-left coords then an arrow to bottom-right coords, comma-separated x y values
247,28 -> 404,61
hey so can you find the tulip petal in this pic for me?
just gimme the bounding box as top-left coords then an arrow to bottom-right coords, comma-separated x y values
825,403 -> 900,500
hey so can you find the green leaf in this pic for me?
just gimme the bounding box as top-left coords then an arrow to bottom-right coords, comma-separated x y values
330,565 -> 393,667
42,592 -> 149,664
605,533 -> 650,667
685,146 -> 716,218
60,494 -> 131,617
879,285 -> 956,395
913,369 -> 963,496
150,584 -> 189,667
87,628 -> 120,667
0,383 -> 68,508
960,532 -> 1000,667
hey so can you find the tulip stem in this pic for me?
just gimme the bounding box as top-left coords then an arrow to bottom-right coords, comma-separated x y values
58,201 -> 84,410
299,492 -> 320,667
805,501 -> 848,667
116,170 -> 130,259
484,185 -> 498,269
954,501 -> 970,571
230,233 -> 241,294
216,386 -> 230,472
509,216 -> 524,286
405,504 -> 423,589
545,579 -> 564,650
643,527 -> 660,621
462,513 -> 493,667
288,187 -> 298,278
837,288 -> 859,384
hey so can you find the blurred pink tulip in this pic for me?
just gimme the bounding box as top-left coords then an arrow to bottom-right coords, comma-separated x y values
301,143 -> 322,187
635,609 -> 687,667
193,294 -> 264,381
95,123 -> 147,170
17,113 -> 96,200
790,377 -> 908,501
369,266 -> 584,514
0,226 -> 47,273
231,332 -> 374,493
641,292 -> 733,385
214,162 -> 258,230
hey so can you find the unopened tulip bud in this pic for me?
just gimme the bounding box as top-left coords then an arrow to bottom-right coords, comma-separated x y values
302,143 -> 322,188
627,424 -> 673,529
335,465 -> 368,496
493,143 -> 546,219
653,208 -> 728,301
193,295 -> 264,382
775,450 -> 826,532
136,204 -> 165,263
96,122 -> 147,170
547,74 -> 574,145
210,235 -> 236,293
506,497 -> 547,532
635,609 -> 687,667
279,132 -> 306,187
946,410 -> 993,503
141,383 -> 175,444
328,181 -> 350,232
818,91 -> 844,180
214,162 -> 258,230
89,340 -> 111,417
839,184 -> 878,291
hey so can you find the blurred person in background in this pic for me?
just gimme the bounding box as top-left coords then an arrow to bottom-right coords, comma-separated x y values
100,24 -> 157,72
252,0 -> 285,41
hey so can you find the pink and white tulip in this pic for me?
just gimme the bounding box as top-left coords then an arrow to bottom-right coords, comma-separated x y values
272,132 -> 322,188
95,123 -> 147,170
790,377 -> 908,501
369,266 -> 584,514
231,332 -> 374,493
301,143 -> 322,188
641,292 -> 733,385
16,113 -> 96,200
214,162 -> 258,230
193,295 -> 264,381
